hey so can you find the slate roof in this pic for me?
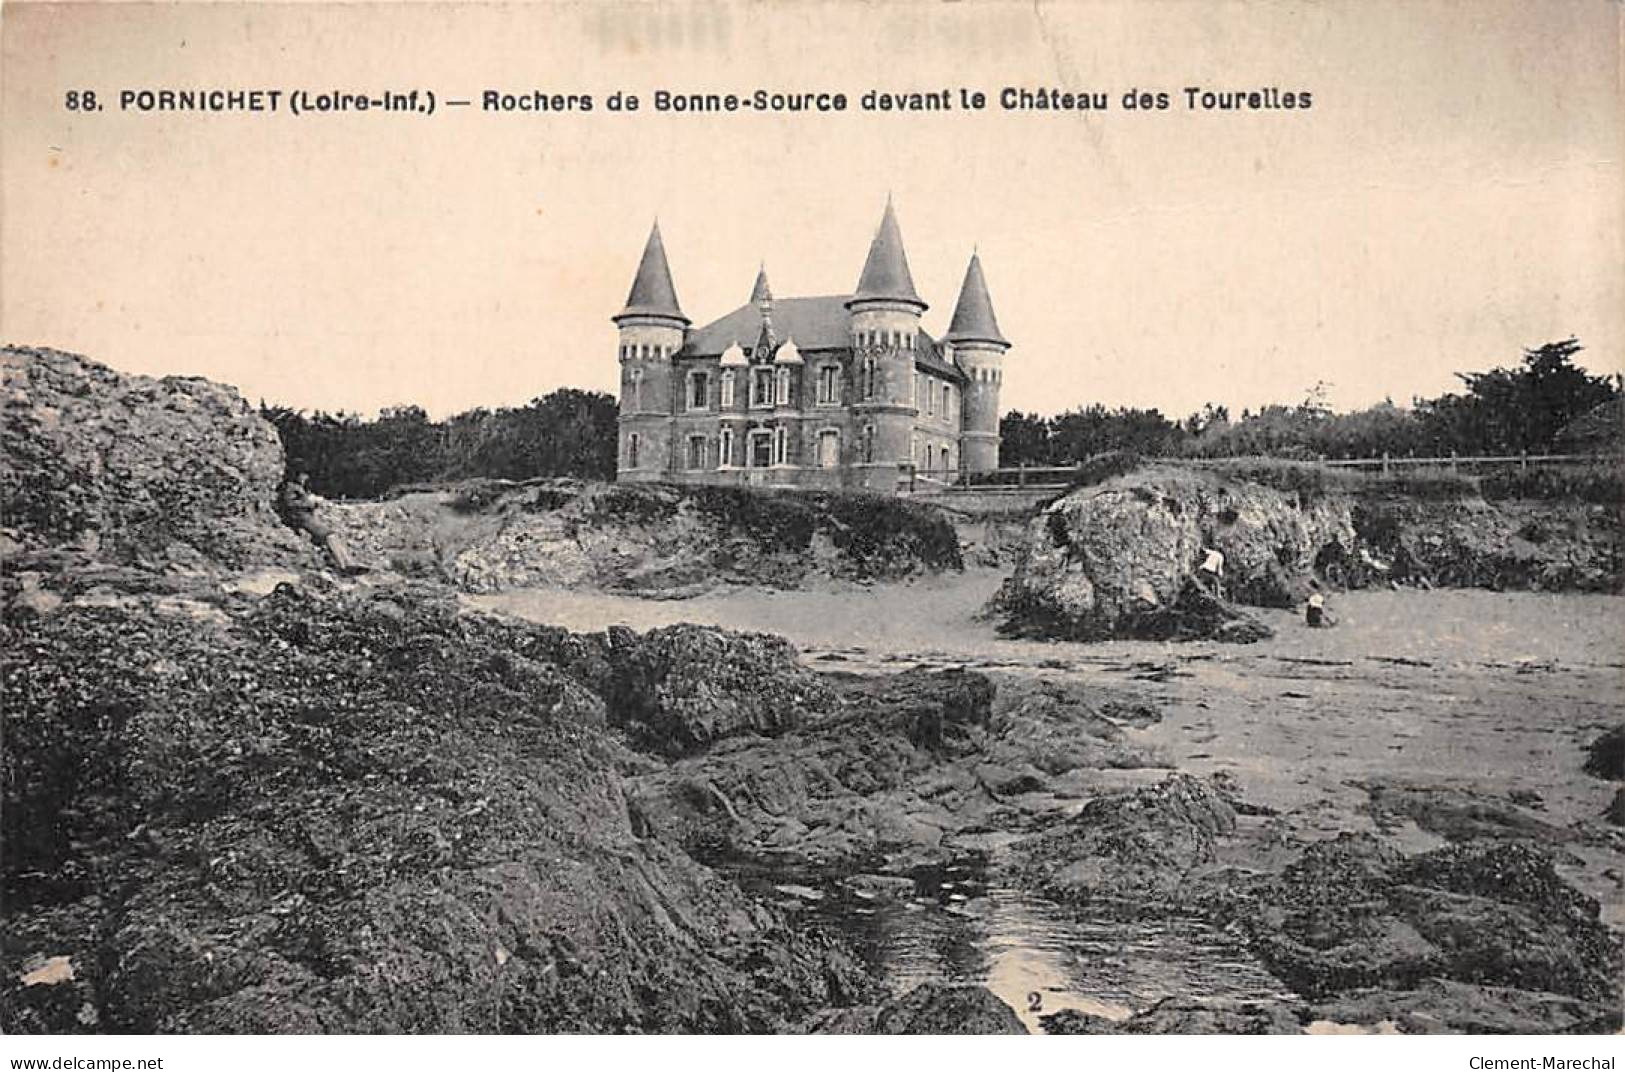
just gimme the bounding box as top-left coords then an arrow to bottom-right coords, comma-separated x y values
680,295 -> 966,383
849,199 -> 925,309
944,252 -> 1008,347
614,223 -> 688,324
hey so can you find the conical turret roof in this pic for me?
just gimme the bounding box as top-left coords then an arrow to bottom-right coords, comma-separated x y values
750,263 -> 773,304
848,198 -> 925,310
944,252 -> 1007,347
614,222 -> 689,324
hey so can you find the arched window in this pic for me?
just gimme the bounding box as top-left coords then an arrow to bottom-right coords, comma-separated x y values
862,423 -> 875,464
720,371 -> 735,408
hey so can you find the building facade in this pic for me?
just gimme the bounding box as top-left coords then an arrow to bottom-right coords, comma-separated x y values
615,200 -> 1010,493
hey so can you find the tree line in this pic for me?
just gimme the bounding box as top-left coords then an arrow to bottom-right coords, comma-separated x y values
998,339 -> 1620,467
264,339 -> 1617,499
262,389 -> 618,499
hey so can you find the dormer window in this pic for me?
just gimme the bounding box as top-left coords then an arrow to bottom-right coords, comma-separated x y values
720,371 -> 735,408
775,367 -> 791,406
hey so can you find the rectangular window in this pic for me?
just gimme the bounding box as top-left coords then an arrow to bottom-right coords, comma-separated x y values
817,366 -> 839,405
689,372 -> 709,411
942,385 -> 951,418
686,435 -> 707,470
927,378 -> 937,415
720,371 -> 735,408
774,426 -> 788,465
719,427 -> 734,467
750,432 -> 772,468
818,430 -> 840,468
752,369 -> 773,407
627,432 -> 640,469
775,368 -> 790,407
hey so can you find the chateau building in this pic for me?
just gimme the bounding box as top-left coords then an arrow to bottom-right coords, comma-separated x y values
614,200 -> 1009,492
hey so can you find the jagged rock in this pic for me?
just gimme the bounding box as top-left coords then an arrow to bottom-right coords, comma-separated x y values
1014,774 -> 1238,902
1360,782 -> 1570,843
1605,789 -> 1625,827
414,481 -> 960,594
812,984 -> 1027,1034
1232,834 -> 1622,1023
1042,996 -> 1307,1035
992,466 -> 1348,641
1,347 -> 315,573
1,585 -> 873,1033
1037,1008 -> 1122,1034
599,624 -> 837,757
1352,496 -> 1621,593
1124,997 -> 1307,1034
625,669 -> 996,866
1583,725 -> 1624,781
1310,979 -> 1621,1034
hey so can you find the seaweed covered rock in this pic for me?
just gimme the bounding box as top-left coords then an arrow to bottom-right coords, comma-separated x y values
625,669 -> 997,866
992,466 -> 1350,641
813,984 -> 1027,1035
1043,998 -> 1306,1035
1583,725 -> 1625,782
598,624 -> 837,757
1014,774 -> 1238,902
1232,834 -> 1622,1031
1,347 -> 313,572
1,584 -> 872,1034
458,619 -> 838,758
1310,979 -> 1620,1035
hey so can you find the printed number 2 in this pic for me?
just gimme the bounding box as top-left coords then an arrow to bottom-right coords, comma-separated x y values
65,90 -> 101,111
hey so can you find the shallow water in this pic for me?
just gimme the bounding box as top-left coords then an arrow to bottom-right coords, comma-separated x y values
735,854 -> 1287,1033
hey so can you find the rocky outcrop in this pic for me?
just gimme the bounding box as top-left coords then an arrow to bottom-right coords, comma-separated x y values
2,347 -> 314,572
992,466 -> 1351,641
813,984 -> 1027,1034
1013,775 -> 1238,903
1230,835 -> 1622,1024
317,480 -> 964,596
1352,496 -> 1620,593
626,669 -> 996,866
1042,997 -> 1307,1035
593,624 -> 838,757
2,584 -> 873,1034
1583,725 -> 1624,782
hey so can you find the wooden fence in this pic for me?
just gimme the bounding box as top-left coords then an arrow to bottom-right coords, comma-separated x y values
944,452 -> 1618,490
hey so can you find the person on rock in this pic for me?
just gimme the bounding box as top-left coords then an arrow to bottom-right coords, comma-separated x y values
280,473 -> 363,574
1306,588 -> 1337,628
1196,546 -> 1226,600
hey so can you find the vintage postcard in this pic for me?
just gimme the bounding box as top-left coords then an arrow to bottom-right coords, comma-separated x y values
2,0 -> 1621,1057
